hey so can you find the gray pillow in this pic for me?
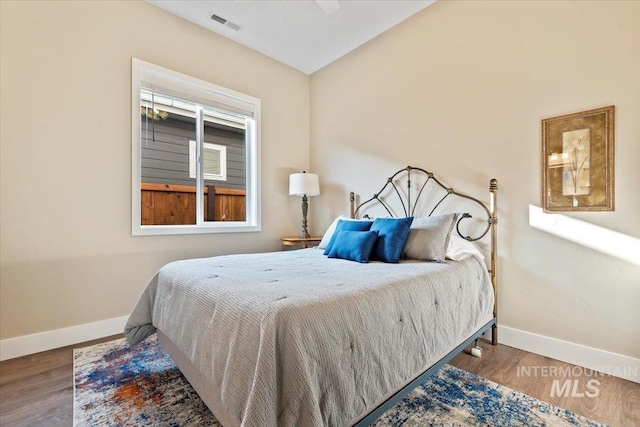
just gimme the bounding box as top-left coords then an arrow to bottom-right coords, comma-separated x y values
401,213 -> 459,262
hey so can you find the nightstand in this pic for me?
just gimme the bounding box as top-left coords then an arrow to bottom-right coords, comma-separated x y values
281,236 -> 322,250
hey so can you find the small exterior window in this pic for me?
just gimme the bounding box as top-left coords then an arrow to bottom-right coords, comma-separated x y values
189,141 -> 227,181
132,58 -> 261,235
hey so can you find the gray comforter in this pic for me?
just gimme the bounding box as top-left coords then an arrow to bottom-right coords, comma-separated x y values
125,248 -> 493,427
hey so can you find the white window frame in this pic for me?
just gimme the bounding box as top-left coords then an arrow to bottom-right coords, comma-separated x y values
132,58 -> 261,235
189,140 -> 227,182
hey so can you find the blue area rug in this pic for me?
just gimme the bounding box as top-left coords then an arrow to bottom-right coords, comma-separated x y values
74,335 -> 605,426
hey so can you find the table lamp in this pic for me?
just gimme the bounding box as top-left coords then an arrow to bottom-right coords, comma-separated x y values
289,171 -> 320,238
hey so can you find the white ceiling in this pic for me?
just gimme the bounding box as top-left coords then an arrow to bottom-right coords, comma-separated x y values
146,0 -> 436,75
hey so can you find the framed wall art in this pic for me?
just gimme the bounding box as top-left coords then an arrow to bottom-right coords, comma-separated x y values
541,105 -> 614,212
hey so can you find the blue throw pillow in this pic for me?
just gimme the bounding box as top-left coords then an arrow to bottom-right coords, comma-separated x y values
327,230 -> 379,263
370,217 -> 414,263
323,219 -> 373,255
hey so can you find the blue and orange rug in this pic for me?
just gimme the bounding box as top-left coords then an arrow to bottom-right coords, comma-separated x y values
73,335 -> 605,426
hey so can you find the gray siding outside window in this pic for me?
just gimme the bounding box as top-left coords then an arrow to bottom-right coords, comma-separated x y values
140,114 -> 246,190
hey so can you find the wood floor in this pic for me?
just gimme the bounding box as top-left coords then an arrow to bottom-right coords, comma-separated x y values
450,342 -> 640,427
1,336 -> 638,426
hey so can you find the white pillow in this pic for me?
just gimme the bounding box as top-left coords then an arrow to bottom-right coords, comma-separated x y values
318,216 -> 373,249
446,235 -> 485,261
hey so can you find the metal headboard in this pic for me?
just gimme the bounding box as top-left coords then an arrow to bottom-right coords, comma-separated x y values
348,165 -> 499,345
349,166 -> 494,241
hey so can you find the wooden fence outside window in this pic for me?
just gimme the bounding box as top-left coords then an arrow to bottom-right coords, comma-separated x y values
141,183 -> 246,225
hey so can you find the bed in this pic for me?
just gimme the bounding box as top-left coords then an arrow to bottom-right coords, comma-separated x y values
125,166 -> 499,427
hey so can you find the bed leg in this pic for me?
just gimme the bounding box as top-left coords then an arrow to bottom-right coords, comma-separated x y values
491,323 -> 498,345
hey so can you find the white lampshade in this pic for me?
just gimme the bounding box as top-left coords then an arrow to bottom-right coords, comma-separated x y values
289,172 -> 320,196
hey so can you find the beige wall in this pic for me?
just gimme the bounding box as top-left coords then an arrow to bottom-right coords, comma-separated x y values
310,1 -> 640,357
0,1 -> 309,339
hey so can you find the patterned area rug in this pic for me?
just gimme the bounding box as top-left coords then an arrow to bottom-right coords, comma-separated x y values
74,335 -> 605,426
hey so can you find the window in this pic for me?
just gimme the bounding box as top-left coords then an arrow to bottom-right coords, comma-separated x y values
189,141 -> 227,182
132,58 -> 261,235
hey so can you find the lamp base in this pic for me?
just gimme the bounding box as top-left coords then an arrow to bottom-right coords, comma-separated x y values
299,195 -> 310,239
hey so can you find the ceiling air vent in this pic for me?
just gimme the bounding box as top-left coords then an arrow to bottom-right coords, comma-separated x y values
210,13 -> 241,31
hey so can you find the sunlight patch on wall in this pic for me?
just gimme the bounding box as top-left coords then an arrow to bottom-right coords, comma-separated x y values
529,205 -> 640,266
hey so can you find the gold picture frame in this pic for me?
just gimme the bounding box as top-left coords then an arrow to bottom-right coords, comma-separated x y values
542,106 -> 614,212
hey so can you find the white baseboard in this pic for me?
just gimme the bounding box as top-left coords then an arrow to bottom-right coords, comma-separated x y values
0,316 -> 128,361
487,325 -> 640,384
